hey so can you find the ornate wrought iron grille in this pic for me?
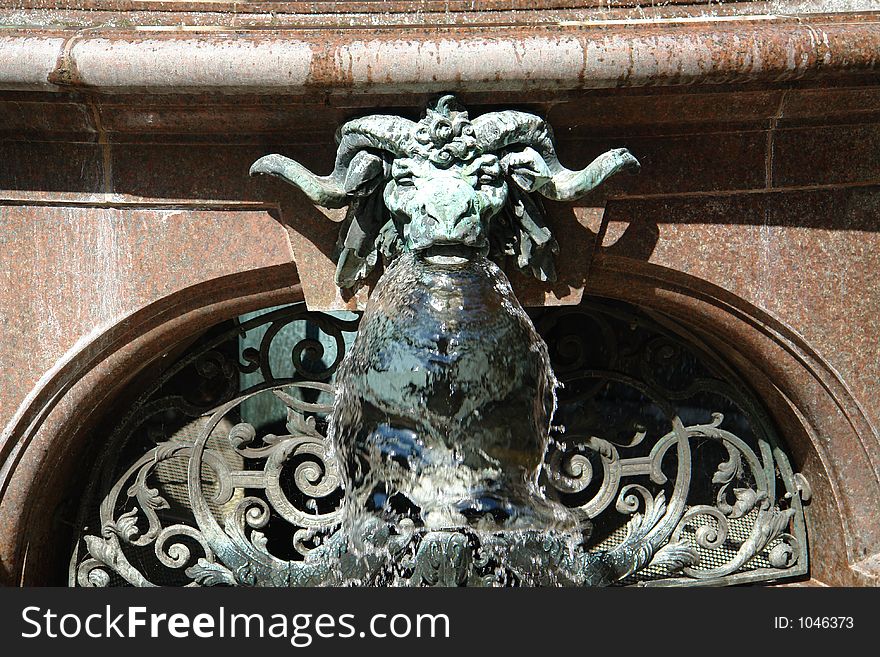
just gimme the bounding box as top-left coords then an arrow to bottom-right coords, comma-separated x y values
69,299 -> 809,587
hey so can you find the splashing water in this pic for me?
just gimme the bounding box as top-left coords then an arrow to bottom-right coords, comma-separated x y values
328,251 -> 585,564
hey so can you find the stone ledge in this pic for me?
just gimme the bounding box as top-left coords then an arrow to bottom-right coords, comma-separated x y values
0,13 -> 878,94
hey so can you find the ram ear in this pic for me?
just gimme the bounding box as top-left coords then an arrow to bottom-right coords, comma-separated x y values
333,190 -> 387,289
504,185 -> 558,283
344,151 -> 390,197
500,147 -> 552,192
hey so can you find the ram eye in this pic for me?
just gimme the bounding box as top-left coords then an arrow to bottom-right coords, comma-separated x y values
478,159 -> 502,184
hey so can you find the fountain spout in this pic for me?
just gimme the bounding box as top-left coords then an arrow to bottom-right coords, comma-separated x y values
244,96 -> 688,586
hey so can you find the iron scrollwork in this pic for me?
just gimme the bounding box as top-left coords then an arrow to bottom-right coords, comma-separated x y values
71,301 -> 809,587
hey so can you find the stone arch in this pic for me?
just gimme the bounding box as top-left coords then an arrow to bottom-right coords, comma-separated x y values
588,253 -> 880,586
0,264 -> 303,585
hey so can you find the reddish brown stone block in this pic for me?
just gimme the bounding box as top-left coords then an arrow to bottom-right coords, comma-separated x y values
110,142 -> 335,202
547,89 -> 783,133
0,205 -> 295,436
559,130 -> 768,197
772,123 -> 880,188
598,187 -> 880,436
0,141 -> 102,192
781,86 -> 880,122
97,99 -> 347,138
0,99 -> 95,137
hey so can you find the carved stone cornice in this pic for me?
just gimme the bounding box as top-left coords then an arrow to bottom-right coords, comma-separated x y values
0,11 -> 878,95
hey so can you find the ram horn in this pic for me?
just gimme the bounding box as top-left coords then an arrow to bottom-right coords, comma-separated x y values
472,110 -> 640,201
250,115 -> 417,209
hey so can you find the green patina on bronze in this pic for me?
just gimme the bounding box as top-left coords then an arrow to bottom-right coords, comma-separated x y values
251,94 -> 640,287
240,96 -> 699,584
252,95 -> 639,538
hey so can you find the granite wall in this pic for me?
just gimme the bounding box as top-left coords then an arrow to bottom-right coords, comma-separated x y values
1,7 -> 879,585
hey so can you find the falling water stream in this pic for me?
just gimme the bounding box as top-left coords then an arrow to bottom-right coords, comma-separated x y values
330,250 -> 583,551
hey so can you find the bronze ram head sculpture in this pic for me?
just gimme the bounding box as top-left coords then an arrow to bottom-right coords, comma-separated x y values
246,96 -> 672,582
250,95 -> 640,288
